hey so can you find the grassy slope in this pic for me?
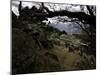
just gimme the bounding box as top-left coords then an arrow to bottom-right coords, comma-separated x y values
50,40 -> 96,71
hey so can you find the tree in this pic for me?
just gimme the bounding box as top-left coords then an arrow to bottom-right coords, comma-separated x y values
12,1 -> 96,74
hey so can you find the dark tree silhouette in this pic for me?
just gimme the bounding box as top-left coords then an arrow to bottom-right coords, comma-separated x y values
12,1 -> 96,74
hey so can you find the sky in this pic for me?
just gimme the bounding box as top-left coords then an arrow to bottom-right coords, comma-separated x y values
11,0 -> 89,33
12,0 -> 88,16
49,22 -> 81,33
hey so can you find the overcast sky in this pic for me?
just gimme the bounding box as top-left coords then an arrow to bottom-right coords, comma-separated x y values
12,0 -> 89,16
11,0 -> 90,33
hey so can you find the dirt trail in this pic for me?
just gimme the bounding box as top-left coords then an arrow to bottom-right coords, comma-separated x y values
52,45 -> 81,70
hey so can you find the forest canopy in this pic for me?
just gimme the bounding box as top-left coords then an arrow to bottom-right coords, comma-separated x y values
12,1 -> 96,74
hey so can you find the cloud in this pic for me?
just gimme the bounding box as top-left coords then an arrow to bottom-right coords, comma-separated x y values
12,1 -> 19,16
12,0 -> 41,16
12,1 -> 87,16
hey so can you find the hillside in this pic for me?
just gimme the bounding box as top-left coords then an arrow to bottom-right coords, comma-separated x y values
12,2 -> 96,74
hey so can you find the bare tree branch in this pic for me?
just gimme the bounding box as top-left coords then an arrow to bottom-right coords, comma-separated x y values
35,3 -> 96,27
75,21 -> 91,39
87,6 -> 94,16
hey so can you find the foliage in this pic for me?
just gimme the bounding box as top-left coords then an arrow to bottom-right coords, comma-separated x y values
12,1 -> 96,74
